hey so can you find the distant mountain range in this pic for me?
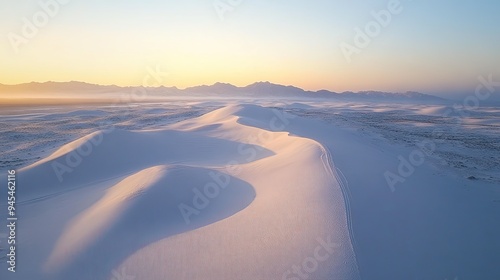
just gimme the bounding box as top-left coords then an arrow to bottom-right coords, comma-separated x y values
0,81 -> 447,102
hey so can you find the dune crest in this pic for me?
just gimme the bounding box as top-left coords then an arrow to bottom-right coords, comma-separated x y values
44,166 -> 167,272
6,104 -> 360,280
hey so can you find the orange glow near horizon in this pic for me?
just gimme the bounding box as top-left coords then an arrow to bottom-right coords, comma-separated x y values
1,1 -> 499,94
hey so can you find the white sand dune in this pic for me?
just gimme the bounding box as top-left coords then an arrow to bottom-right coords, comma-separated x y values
18,128 -> 272,201
3,104 -> 360,280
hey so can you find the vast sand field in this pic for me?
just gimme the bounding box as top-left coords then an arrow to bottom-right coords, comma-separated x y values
1,100 -> 499,279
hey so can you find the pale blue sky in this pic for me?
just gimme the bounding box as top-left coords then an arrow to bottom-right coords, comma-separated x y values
1,0 -> 499,95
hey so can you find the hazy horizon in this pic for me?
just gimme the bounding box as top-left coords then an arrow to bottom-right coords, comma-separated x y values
1,0 -> 499,94
2,79 -> 500,103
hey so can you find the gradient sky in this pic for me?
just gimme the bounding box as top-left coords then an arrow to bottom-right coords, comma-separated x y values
1,0 -> 499,94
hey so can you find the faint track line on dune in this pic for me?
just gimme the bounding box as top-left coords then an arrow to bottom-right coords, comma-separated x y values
320,144 -> 358,257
